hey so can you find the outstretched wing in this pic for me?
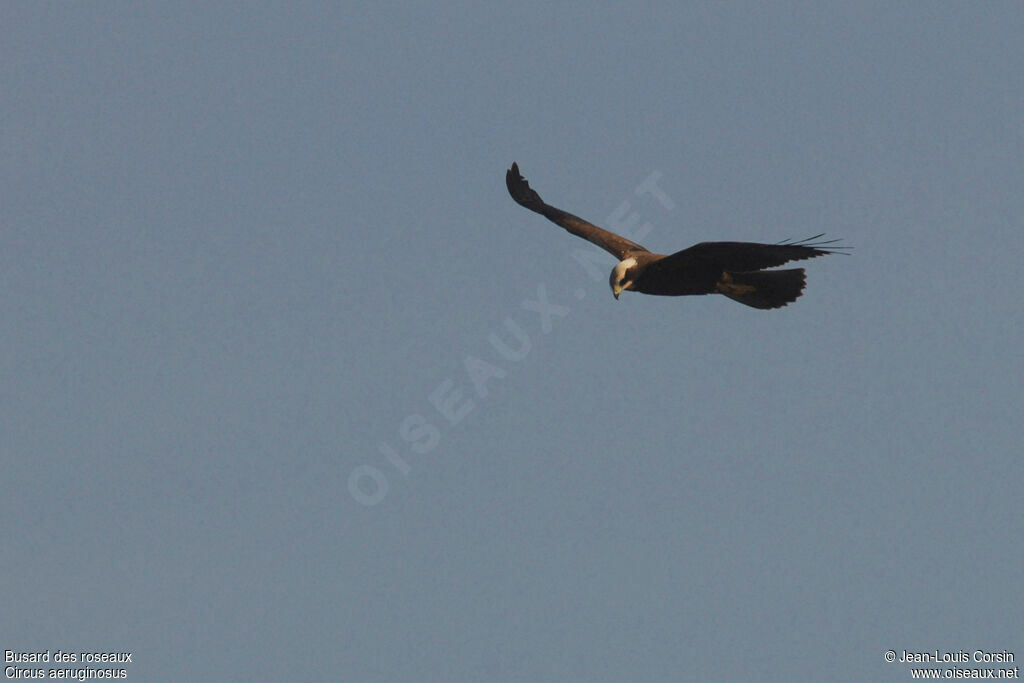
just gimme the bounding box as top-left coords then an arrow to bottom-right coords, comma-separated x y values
662,235 -> 850,272
506,162 -> 649,260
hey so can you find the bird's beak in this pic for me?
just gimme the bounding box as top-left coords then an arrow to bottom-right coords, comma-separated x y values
613,291 -> 620,300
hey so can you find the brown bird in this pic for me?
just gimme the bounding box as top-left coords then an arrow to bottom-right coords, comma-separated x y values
506,162 -> 849,309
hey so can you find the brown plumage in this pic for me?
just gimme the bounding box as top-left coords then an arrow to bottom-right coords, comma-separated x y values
506,162 -> 849,309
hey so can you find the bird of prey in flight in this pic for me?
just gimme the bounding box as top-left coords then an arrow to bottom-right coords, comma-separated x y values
506,162 -> 848,309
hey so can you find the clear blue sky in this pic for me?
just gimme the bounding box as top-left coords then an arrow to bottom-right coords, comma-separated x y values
3,3 -> 1022,681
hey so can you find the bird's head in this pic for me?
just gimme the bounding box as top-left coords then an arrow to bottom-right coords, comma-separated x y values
610,257 -> 638,300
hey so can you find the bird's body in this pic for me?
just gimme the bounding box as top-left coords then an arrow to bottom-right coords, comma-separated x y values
505,162 -> 848,309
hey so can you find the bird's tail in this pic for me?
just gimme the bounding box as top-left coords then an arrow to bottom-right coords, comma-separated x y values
718,269 -> 807,309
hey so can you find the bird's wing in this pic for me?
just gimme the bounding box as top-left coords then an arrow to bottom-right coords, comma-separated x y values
506,162 -> 649,260
662,235 -> 849,272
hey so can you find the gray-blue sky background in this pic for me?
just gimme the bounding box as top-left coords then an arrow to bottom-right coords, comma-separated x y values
3,3 -> 1022,681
